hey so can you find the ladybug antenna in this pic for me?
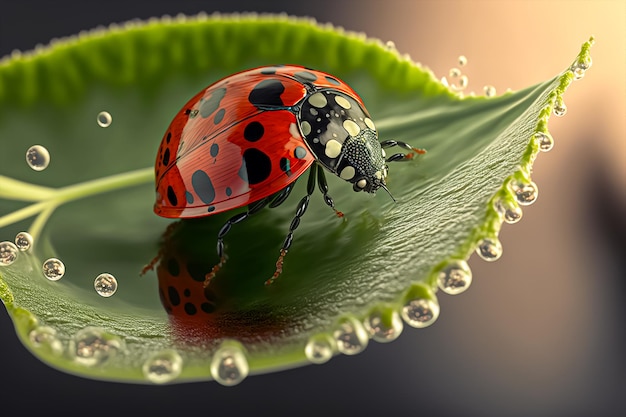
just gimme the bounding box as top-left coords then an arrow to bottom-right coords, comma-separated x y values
380,183 -> 396,203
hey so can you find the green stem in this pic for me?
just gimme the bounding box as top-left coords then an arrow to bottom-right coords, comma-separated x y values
0,167 -> 154,231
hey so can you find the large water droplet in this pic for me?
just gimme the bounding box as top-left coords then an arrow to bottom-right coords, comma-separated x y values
143,349 -> 183,384
535,131 -> 554,152
333,316 -> 369,355
437,260 -> 472,295
510,180 -> 539,206
94,273 -> 118,297
210,343 -> 249,386
305,334 -> 335,364
494,198 -> 523,224
553,97 -> 567,117
364,306 -> 403,343
570,56 -> 592,80
0,241 -> 19,266
15,231 -> 33,251
401,298 -> 440,328
29,326 -> 63,356
26,145 -> 50,171
42,258 -> 65,281
476,238 -> 503,262
69,327 -> 123,366
97,111 -> 112,127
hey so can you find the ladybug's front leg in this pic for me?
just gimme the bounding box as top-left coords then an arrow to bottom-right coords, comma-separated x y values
380,140 -> 426,162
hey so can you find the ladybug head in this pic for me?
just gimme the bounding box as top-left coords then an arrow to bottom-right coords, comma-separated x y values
338,129 -> 390,196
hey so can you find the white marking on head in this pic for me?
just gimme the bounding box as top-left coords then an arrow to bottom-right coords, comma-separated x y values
309,92 -> 327,108
339,166 -> 356,180
335,95 -> 351,109
325,139 -> 342,158
364,117 -> 376,130
300,121 -> 311,136
343,119 -> 361,137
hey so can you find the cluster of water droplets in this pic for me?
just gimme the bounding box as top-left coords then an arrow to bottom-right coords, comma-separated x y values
0,231 -> 34,266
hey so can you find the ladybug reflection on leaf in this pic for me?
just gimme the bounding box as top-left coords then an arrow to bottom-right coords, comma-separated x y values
151,65 -> 425,286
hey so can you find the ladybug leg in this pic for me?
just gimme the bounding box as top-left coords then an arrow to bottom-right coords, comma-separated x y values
380,139 -> 426,162
316,164 -> 344,218
203,197 -> 273,288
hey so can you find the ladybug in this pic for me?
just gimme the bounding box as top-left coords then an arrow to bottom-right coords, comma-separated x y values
153,65 -> 424,286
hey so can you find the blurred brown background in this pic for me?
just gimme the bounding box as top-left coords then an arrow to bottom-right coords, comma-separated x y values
1,1 -> 624,416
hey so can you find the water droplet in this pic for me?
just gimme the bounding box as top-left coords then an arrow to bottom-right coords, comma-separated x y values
210,343 -> 249,386
385,40 -> 396,50
553,97 -> 567,117
570,56 -> 592,79
0,241 -> 19,266
305,334 -> 335,364
494,198 -> 523,224
476,238 -> 503,262
401,297 -> 440,328
451,75 -> 469,91
94,273 -> 118,297
535,131 -> 554,152
449,67 -> 461,78
458,55 -> 468,67
510,179 -> 539,206
437,260 -> 472,295
97,111 -> 112,127
143,349 -> 183,384
26,145 -> 50,171
42,258 -> 65,280
333,316 -> 369,355
15,231 -> 33,251
484,85 -> 496,97
69,327 -> 123,366
28,326 -> 63,356
364,307 -> 403,343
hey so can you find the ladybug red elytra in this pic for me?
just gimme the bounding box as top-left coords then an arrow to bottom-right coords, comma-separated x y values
153,65 -> 424,286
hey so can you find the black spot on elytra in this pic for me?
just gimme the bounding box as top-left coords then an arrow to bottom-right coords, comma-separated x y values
279,157 -> 290,173
166,132 -> 172,143
210,143 -> 219,157
214,108 -> 225,124
162,148 -> 170,166
225,187 -> 232,196
260,68 -> 276,75
248,79 -> 284,107
187,261 -> 208,282
191,170 -> 215,204
184,302 -> 197,315
167,258 -> 180,277
183,289 -> 191,297
168,286 -> 180,306
243,121 -> 264,142
325,76 -> 341,85
207,206 -> 215,212
294,71 -> 317,83
167,185 -> 178,206
200,88 -> 226,118
240,148 -> 272,185
185,191 -> 194,204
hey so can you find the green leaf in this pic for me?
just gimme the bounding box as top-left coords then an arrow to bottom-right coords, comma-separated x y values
0,14 -> 593,384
